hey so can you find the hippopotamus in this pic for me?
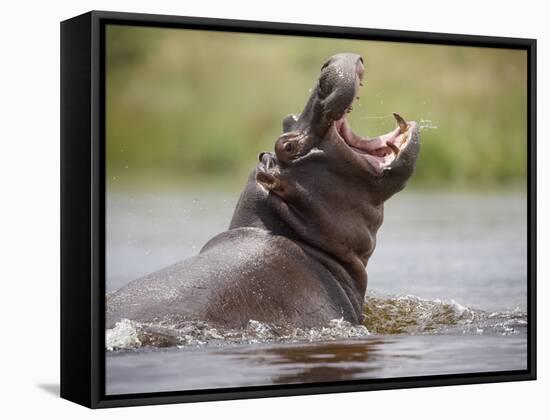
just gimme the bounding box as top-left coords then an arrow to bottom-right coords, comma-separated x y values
106,53 -> 420,329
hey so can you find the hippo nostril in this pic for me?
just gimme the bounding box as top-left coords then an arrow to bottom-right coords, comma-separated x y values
320,56 -> 333,71
356,59 -> 365,82
284,143 -> 293,153
258,152 -> 266,162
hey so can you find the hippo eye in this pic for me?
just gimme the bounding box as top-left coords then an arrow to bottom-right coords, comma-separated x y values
284,142 -> 293,153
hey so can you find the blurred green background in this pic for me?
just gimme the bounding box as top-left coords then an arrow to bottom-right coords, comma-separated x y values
106,25 -> 527,191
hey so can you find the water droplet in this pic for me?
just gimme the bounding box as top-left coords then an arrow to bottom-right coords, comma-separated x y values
419,119 -> 438,131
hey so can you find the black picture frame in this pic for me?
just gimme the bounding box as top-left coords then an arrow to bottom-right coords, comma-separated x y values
60,10 -> 537,409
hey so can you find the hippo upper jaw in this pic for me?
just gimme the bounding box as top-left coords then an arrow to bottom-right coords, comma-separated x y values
319,55 -> 419,177
313,54 -> 420,200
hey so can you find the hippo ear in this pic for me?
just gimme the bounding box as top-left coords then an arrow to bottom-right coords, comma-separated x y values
256,171 -> 287,196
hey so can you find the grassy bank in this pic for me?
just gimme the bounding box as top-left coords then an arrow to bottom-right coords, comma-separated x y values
106,26 -> 527,191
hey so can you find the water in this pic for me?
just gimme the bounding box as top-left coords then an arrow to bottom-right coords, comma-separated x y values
106,335 -> 526,394
105,190 -> 528,395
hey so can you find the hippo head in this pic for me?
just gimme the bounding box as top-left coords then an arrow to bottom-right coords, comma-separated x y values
232,53 -> 420,294
261,53 -> 420,205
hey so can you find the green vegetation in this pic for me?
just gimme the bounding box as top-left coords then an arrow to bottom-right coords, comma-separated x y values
106,25 -> 527,191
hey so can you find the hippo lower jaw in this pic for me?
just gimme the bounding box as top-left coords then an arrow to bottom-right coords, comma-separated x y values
334,109 -> 417,175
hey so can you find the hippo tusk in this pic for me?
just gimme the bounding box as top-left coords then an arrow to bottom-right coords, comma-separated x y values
393,113 -> 408,134
387,142 -> 400,156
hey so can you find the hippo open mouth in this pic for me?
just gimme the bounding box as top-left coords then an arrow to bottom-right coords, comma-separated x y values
334,106 -> 415,173
275,52 -> 419,182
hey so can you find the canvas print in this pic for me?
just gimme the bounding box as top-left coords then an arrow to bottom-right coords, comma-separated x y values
104,25 -> 528,395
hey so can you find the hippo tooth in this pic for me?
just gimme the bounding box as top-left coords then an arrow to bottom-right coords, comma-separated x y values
393,113 -> 408,134
387,142 -> 400,156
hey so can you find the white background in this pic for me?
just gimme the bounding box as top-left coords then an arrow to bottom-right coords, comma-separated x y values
1,0 -> 547,417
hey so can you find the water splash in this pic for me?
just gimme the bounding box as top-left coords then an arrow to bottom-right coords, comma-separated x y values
106,319 -> 142,351
419,119 -> 438,131
363,292 -> 526,335
106,318 -> 370,351
105,293 -> 527,351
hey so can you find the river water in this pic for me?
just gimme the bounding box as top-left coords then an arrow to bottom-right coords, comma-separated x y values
105,190 -> 528,395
